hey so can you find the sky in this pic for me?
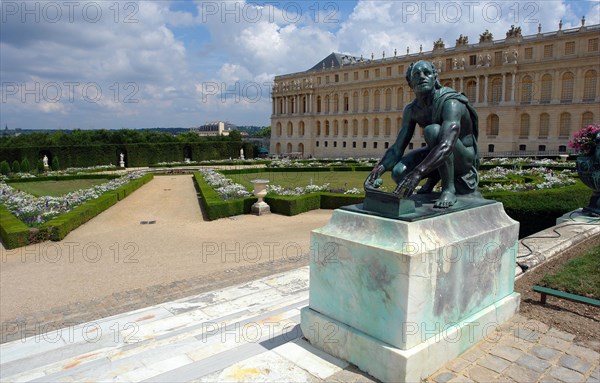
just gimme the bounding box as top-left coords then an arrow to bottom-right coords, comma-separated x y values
1,0 -> 598,130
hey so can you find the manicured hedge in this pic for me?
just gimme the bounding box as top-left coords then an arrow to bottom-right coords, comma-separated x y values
265,193 -> 321,216
6,174 -> 117,183
193,172 -> 256,220
0,142 -> 254,168
483,180 -> 592,238
0,204 -> 30,249
0,173 -> 154,248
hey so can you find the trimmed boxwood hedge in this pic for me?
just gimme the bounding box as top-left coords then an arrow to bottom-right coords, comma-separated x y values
0,173 -> 154,248
484,179 -> 591,238
196,169 -> 591,239
193,172 -> 256,220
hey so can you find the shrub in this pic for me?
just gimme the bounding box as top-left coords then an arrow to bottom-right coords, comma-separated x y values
0,204 -> 30,249
52,156 -> 60,171
11,160 -> 20,173
20,158 -> 30,173
37,159 -> 44,173
265,193 -> 321,216
0,161 -> 10,175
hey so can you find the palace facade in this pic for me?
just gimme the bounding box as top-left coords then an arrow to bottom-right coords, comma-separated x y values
270,21 -> 599,158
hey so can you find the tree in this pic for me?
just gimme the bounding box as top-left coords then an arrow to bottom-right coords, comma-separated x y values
37,159 -> 45,173
256,126 -> 271,137
52,156 -> 60,171
21,158 -> 30,173
1,161 -> 11,175
228,130 -> 242,141
11,160 -> 20,173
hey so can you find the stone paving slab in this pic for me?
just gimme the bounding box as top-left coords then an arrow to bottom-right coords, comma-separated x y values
2,264 -> 599,382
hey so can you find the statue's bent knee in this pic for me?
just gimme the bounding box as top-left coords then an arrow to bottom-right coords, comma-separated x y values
424,124 -> 441,145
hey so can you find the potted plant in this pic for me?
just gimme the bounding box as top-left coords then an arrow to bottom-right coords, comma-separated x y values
570,124 -> 600,215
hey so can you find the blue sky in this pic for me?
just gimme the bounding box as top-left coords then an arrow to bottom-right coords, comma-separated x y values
1,0 -> 598,130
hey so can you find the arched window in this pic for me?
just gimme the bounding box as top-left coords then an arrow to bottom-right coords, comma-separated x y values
362,118 -> 369,136
343,93 -> 349,112
298,143 -> 304,155
538,113 -> 549,138
352,119 -> 358,136
299,121 -> 305,136
559,112 -> 571,137
374,90 -> 381,111
583,70 -> 597,100
385,88 -> 392,110
276,122 -> 282,136
373,118 -> 380,136
324,95 -> 330,113
520,76 -> 533,104
582,111 -> 594,127
541,74 -> 552,103
343,120 -> 349,136
491,78 -> 502,104
352,92 -> 359,112
397,87 -> 404,110
301,96 -> 307,114
275,142 -> 281,154
466,80 -> 477,103
384,118 -> 391,136
487,114 -> 499,136
325,120 -> 330,136
317,96 -> 322,113
519,114 -> 530,137
561,72 -> 574,102
333,94 -> 339,113
396,118 -> 402,135
287,143 -> 293,153
287,122 -> 293,136
316,121 -> 321,136
333,120 -> 339,136
362,91 -> 369,112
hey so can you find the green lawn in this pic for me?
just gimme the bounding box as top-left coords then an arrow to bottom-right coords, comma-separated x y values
539,246 -> 600,299
8,179 -> 110,197
228,170 -> 398,192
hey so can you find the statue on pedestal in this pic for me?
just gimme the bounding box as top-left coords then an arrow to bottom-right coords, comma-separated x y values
119,153 -> 125,168
240,148 -> 245,160
367,60 -> 479,209
42,155 -> 49,169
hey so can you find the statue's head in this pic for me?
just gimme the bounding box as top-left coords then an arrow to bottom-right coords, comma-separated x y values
405,60 -> 442,92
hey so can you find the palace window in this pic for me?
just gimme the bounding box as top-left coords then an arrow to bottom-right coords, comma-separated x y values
582,112 -> 595,127
583,70 -> 597,100
589,38 -> 599,52
487,114 -> 499,136
559,112 -> 571,137
540,74 -> 552,103
565,41 -> 575,55
524,47 -> 533,59
519,114 -> 530,138
520,76 -> 533,104
543,44 -> 553,58
539,113 -> 549,138
561,72 -> 574,103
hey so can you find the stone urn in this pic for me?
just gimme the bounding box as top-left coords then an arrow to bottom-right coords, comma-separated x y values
576,135 -> 600,216
250,179 -> 270,215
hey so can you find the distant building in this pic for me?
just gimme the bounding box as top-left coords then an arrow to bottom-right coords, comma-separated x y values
191,121 -> 237,136
271,21 -> 599,158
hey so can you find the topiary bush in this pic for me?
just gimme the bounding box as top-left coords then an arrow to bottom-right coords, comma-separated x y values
0,161 -> 10,176
11,160 -> 20,173
20,158 -> 30,173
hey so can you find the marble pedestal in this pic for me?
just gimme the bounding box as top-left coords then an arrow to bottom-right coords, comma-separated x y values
301,201 -> 520,383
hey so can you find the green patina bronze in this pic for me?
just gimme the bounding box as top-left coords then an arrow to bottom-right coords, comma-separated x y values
365,60 -> 482,214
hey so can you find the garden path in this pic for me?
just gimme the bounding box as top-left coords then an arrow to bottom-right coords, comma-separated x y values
0,175 -> 332,331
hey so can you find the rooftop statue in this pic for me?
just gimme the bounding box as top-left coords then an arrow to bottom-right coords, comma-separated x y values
366,60 -> 479,209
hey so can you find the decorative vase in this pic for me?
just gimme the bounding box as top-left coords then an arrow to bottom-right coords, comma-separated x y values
250,179 -> 270,215
576,149 -> 600,216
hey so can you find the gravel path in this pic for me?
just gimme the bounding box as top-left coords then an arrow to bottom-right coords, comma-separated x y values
0,175 -> 332,341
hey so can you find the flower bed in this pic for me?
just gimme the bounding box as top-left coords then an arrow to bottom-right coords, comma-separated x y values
0,173 -> 153,248
479,167 -> 576,192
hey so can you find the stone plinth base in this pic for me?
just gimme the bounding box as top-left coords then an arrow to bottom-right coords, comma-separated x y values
556,208 -> 600,224
251,201 -> 270,215
302,201 -> 520,382
301,292 -> 520,383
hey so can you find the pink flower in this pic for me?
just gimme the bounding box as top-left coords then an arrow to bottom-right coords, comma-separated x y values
569,124 -> 600,154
